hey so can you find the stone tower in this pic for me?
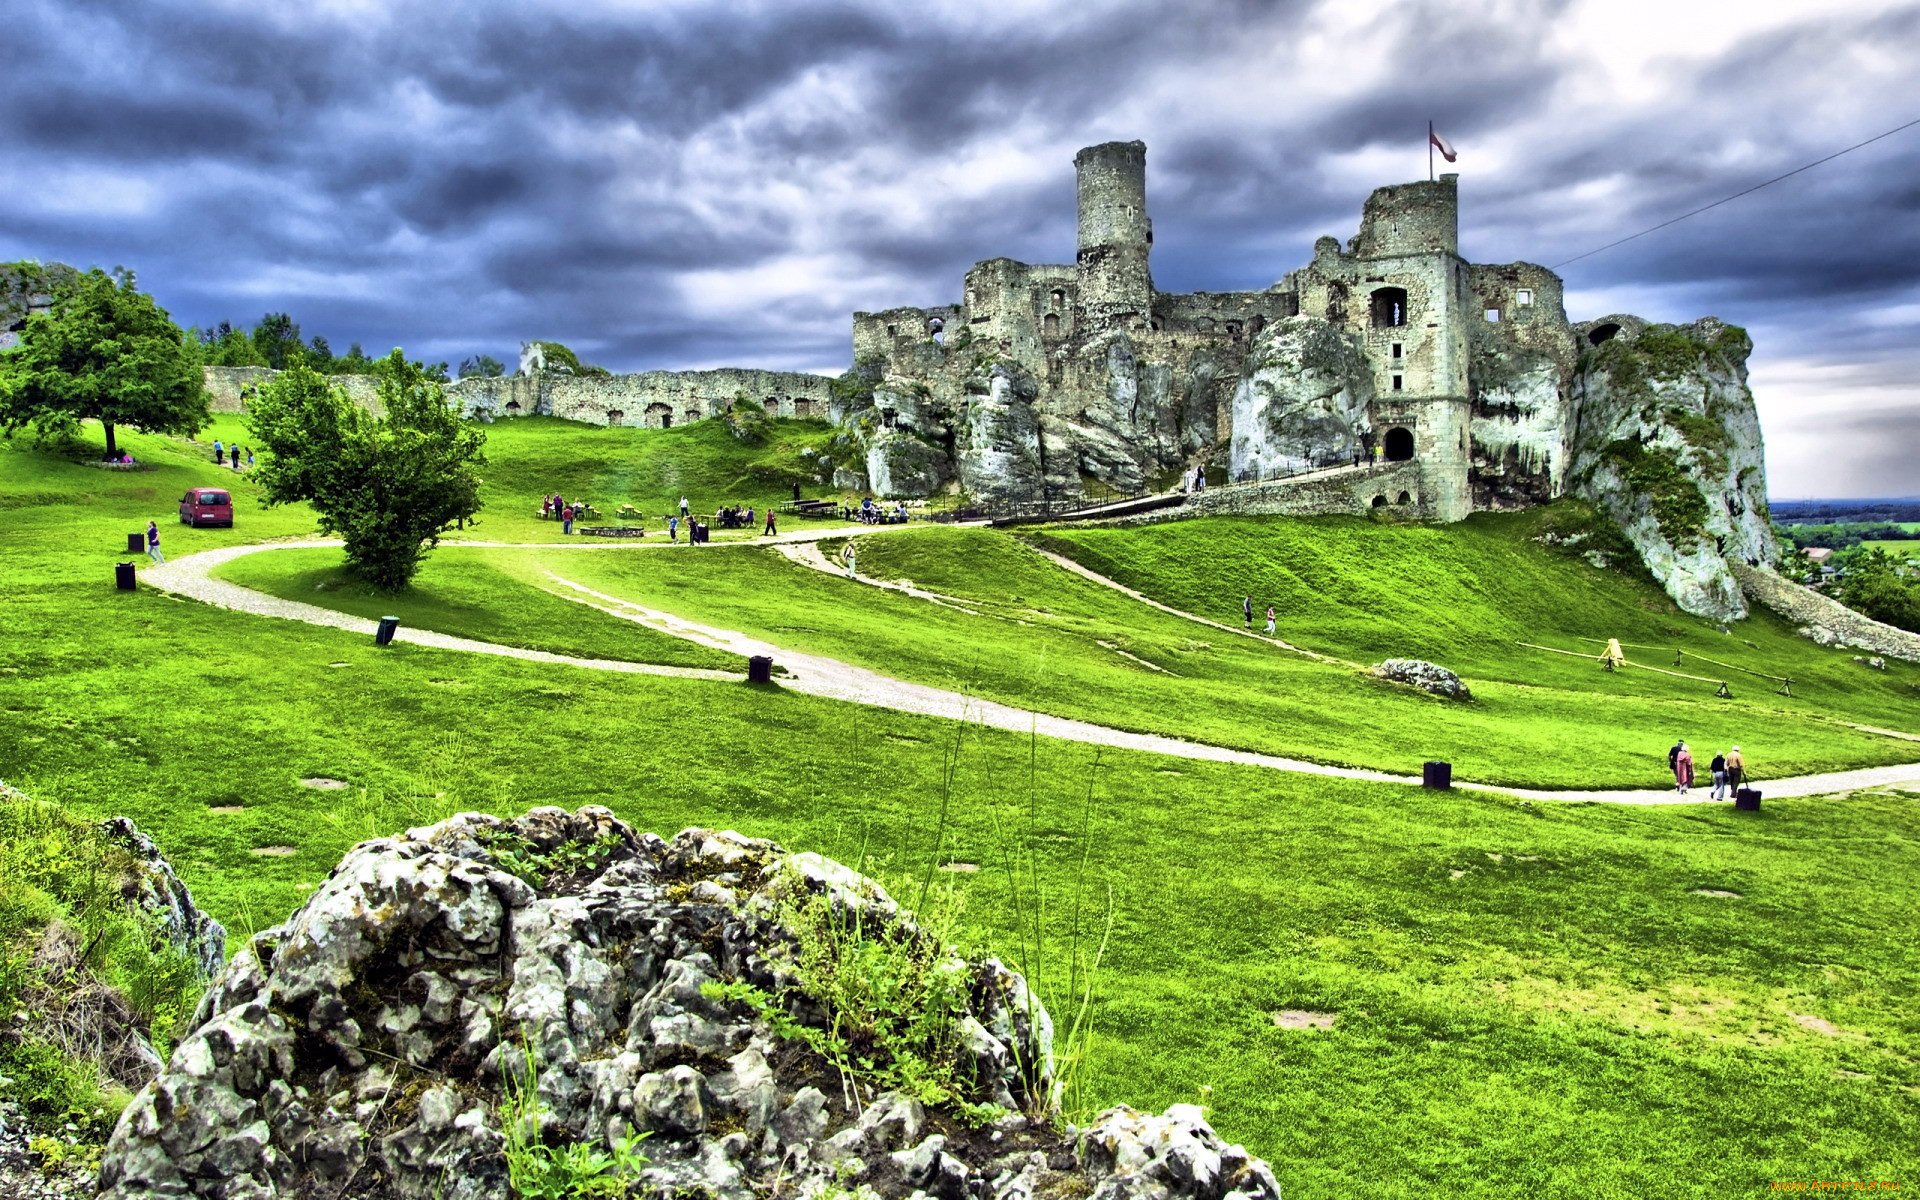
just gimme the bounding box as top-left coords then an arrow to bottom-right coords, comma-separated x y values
1074,141 -> 1152,330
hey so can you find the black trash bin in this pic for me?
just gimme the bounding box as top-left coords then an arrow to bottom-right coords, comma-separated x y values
1422,760 -> 1452,789
1734,787 -> 1761,812
747,655 -> 773,684
375,615 -> 400,646
115,562 -> 137,591
127,532 -> 146,553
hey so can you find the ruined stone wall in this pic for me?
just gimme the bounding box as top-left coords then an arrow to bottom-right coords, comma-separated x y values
203,364 -> 832,428
1466,262 -> 1578,508
0,261 -> 75,351
1732,564 -> 1920,664
1127,461 -> 1430,523
202,366 -> 385,415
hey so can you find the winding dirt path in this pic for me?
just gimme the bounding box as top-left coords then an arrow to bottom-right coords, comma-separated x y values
141,536 -> 1920,806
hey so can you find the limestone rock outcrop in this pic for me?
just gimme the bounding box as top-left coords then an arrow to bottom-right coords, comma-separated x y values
100,808 -> 1282,1200
1368,659 -> 1472,701
1229,318 -> 1373,482
1566,319 -> 1776,622
99,816 -> 228,978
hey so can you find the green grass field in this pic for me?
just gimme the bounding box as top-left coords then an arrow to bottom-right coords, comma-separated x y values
211,519 -> 1920,788
2,420 -> 1917,1197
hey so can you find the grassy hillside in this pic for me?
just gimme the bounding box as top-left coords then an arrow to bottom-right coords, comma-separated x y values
3,424 -> 1918,1196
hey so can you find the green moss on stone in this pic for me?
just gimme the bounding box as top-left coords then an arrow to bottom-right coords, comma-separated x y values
1601,438 -> 1710,546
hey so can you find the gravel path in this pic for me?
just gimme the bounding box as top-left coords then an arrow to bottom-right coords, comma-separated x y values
142,536 -> 1920,805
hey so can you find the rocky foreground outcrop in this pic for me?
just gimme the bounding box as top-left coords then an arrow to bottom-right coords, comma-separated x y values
101,808 -> 1280,1200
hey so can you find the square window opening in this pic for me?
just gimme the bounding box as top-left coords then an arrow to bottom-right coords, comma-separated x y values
1485,308 -> 1501,323
1391,375 -> 1403,391
1516,289 -> 1533,307
1391,343 -> 1402,359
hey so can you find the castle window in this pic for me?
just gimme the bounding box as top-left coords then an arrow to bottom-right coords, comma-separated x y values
1250,315 -> 1266,337
1396,491 -> 1412,504
886,324 -> 897,337
1391,342 -> 1402,359
1392,375 -> 1403,391
1226,322 -> 1242,339
1044,313 -> 1060,337
1516,289 -> 1533,308
764,397 -> 779,414
606,409 -> 624,426
881,409 -> 897,429
1050,290 -> 1064,308
1485,308 -> 1501,322
1370,287 -> 1408,329
793,399 -> 814,418
504,401 -> 522,415
1384,426 -> 1414,461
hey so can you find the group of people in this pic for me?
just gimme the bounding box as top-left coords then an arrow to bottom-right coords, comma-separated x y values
1242,595 -> 1278,635
542,493 -> 587,534
844,497 -> 910,525
211,439 -> 253,470
1668,740 -> 1748,799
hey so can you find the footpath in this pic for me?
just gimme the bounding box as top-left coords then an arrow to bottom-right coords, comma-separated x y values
144,534 -> 1920,807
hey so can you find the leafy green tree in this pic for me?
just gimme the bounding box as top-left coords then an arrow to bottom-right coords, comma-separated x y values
251,312 -> 304,370
307,335 -> 333,368
459,354 -> 505,379
198,321 -> 269,367
0,268 -> 209,458
1835,548 -> 1920,633
246,351 -> 486,590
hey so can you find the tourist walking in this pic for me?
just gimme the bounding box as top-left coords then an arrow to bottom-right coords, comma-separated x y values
145,520 -> 163,564
561,504 -> 574,536
1725,745 -> 1746,792
679,495 -> 689,518
1667,739 -> 1683,775
245,449 -> 254,469
1264,604 -> 1276,636
213,438 -> 224,463
1709,750 -> 1729,801
1673,741 -> 1694,795
1243,595 -> 1253,629
668,515 -> 679,542
842,540 -> 857,578
763,510 -> 777,536
230,444 -> 240,469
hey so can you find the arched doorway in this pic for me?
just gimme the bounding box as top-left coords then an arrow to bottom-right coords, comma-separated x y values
1384,426 -> 1414,461
1396,490 -> 1412,505
1371,495 -> 1389,508
606,409 -> 625,427
644,402 -> 673,429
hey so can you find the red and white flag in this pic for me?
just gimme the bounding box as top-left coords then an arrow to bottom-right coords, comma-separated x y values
1429,126 -> 1458,163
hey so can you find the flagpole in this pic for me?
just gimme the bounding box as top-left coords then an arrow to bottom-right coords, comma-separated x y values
1428,120 -> 1434,182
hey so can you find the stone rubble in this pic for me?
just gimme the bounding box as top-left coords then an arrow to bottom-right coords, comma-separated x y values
99,808 -> 1284,1200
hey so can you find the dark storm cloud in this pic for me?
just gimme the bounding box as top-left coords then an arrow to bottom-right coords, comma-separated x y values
2,0 -> 1916,492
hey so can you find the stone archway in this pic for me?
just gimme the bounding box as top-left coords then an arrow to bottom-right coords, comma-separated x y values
644,402 -> 673,429
1396,490 -> 1412,505
606,409 -> 625,427
1384,426 -> 1414,461
1371,495 -> 1389,508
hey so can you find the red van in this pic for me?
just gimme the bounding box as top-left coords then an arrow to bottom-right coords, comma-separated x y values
179,487 -> 233,527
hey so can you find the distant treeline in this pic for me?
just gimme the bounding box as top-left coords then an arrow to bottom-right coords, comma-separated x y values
193,312 -> 514,382
1775,522 -> 1920,552
1771,499 -> 1920,525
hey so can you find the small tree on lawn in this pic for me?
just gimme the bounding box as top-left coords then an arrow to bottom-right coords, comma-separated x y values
0,267 -> 209,458
247,351 -> 487,591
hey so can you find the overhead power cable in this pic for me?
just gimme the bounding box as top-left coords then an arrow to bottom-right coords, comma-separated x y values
1551,116 -> 1920,269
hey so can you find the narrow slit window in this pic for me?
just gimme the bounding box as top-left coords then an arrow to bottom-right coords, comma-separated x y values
1392,375 -> 1403,391
1391,343 -> 1402,359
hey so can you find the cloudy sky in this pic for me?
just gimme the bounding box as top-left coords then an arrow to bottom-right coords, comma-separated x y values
4,0 -> 1916,497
